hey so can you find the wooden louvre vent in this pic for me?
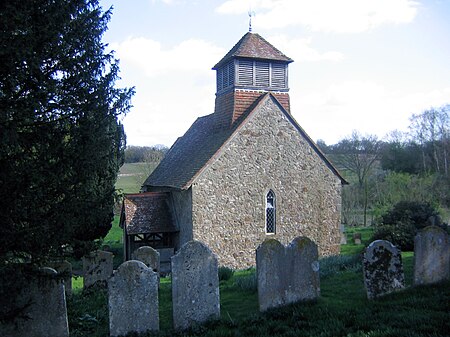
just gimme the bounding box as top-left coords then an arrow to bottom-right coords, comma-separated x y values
216,60 -> 235,92
216,59 -> 288,93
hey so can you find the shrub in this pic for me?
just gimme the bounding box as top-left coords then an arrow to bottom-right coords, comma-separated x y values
372,201 -> 442,251
218,266 -> 234,282
319,254 -> 362,278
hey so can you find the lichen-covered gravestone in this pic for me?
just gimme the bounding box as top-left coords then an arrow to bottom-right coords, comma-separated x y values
132,246 -> 160,275
82,250 -> 114,288
171,240 -> 220,330
108,260 -> 159,336
257,237 -> 320,311
363,240 -> 405,299
414,225 -> 450,285
1,267 -> 69,337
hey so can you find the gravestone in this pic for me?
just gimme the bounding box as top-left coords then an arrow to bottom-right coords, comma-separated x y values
132,246 -> 160,275
158,247 -> 174,275
414,225 -> 450,285
171,240 -> 220,330
109,261 -> 159,336
49,260 -> 72,296
1,267 -> 69,337
363,240 -> 405,299
340,224 -> 347,245
353,233 -> 362,245
82,250 -> 114,288
257,237 -> 320,311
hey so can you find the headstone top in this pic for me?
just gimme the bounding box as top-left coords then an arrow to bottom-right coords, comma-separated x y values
82,250 -> 114,289
171,240 -> 220,330
414,225 -> 450,285
257,236 -> 320,311
363,240 -> 405,299
109,260 -> 159,336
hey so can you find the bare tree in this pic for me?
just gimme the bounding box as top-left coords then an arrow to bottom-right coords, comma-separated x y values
409,105 -> 449,175
330,131 -> 382,226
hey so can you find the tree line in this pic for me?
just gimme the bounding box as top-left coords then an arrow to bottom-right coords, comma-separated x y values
318,104 -> 450,226
124,145 -> 168,163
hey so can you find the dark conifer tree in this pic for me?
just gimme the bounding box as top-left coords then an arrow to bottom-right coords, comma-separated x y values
0,0 -> 134,266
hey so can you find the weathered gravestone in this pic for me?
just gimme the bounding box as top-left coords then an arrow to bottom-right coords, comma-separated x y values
109,260 -> 159,336
49,260 -> 72,296
340,225 -> 347,245
0,267 -> 69,337
256,237 -> 320,311
82,250 -> 114,288
171,240 -> 220,330
414,225 -> 450,286
132,246 -> 160,275
159,247 -> 174,275
363,240 -> 405,299
353,233 -> 362,245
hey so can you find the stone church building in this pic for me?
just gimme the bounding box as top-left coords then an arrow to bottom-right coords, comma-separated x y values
120,32 -> 347,269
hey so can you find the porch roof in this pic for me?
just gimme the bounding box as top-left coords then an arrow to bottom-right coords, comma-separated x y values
121,192 -> 177,235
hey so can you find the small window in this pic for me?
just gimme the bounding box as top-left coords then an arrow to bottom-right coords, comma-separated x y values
266,190 -> 276,234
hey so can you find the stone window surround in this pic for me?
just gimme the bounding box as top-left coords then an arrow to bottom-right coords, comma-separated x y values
265,189 -> 276,235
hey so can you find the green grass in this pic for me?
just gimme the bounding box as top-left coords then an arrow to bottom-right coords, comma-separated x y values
116,162 -> 159,194
102,216 -> 123,269
340,226 -> 374,255
68,228 -> 450,336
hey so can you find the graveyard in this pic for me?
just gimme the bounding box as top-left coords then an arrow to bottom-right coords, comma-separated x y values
60,224 -> 450,337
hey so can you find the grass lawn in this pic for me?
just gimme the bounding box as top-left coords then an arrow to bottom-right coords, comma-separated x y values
116,162 -> 159,194
67,229 -> 450,337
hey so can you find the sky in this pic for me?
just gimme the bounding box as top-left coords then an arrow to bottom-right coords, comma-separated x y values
99,0 -> 450,147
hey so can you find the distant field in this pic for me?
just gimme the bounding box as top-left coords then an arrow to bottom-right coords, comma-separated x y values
116,162 -> 159,194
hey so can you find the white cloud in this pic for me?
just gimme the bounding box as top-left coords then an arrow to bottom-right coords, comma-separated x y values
110,37 -> 224,146
294,81 -> 450,144
267,35 -> 344,62
216,0 -> 419,33
112,37 -> 224,77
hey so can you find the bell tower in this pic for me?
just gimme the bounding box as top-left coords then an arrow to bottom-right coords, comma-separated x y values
212,32 -> 293,128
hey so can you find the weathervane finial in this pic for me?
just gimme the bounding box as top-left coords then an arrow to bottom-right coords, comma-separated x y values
248,10 -> 255,32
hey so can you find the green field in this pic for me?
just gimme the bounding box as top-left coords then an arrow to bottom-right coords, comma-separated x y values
116,162 -> 159,194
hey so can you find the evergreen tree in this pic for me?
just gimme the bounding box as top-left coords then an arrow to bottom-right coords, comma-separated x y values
0,0 -> 134,268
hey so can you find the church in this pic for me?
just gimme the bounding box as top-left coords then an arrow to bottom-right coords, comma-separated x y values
120,31 -> 347,270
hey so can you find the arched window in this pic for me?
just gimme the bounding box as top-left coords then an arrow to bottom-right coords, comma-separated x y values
266,190 -> 276,234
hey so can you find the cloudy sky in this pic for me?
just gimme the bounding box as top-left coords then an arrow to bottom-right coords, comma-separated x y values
99,0 -> 450,147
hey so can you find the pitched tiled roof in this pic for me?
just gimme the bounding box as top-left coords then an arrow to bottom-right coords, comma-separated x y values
143,94 -> 347,190
143,95 -> 266,190
213,32 -> 293,69
120,192 -> 177,235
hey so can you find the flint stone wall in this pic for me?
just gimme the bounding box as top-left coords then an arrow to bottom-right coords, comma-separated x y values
257,237 -> 320,311
171,240 -> 220,330
192,97 -> 342,269
132,246 -> 160,274
109,260 -> 159,336
414,225 -> 450,285
1,267 -> 69,337
363,240 -> 405,299
82,250 -> 114,288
